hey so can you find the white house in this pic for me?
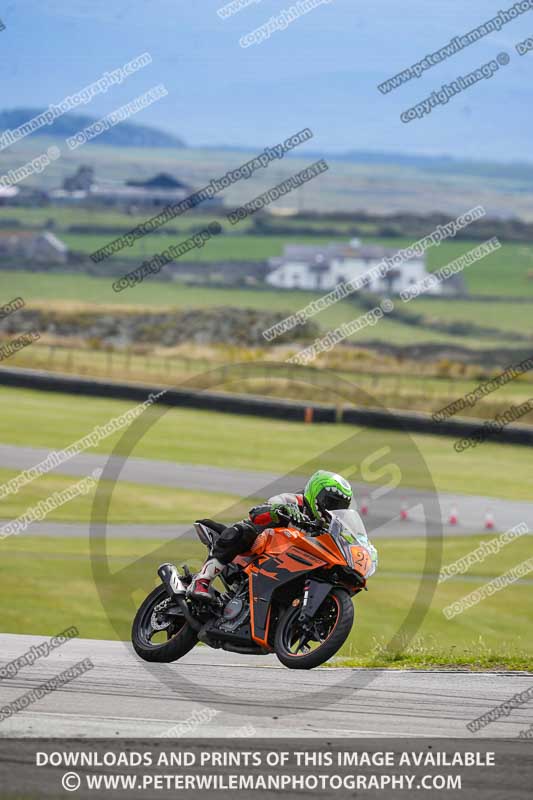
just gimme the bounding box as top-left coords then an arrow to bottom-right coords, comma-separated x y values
266,238 -> 443,296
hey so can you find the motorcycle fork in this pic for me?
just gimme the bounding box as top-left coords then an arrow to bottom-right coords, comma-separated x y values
298,579 -> 333,624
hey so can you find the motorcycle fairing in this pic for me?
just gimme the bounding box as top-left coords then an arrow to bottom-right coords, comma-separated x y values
248,547 -> 327,647
231,525 -> 366,649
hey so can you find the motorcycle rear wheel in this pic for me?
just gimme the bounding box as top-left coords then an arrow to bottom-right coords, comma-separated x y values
132,585 -> 198,663
274,588 -> 353,670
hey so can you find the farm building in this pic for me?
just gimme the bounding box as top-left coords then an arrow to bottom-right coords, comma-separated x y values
53,167 -> 223,211
266,239 -> 457,295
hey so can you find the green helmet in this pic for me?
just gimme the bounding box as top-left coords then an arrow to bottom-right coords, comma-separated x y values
304,470 -> 353,521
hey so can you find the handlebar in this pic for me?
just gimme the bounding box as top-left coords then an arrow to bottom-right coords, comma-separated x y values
305,519 -> 328,536
276,511 -> 326,535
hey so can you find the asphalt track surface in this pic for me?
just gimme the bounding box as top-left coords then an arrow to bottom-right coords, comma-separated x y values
1,634 -> 531,738
2,443 -> 533,538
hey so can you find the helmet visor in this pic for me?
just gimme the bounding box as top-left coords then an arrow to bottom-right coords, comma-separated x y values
317,488 -> 351,514
323,494 -> 351,512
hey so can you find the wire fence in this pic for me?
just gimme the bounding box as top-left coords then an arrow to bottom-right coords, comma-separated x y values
3,341 -> 533,421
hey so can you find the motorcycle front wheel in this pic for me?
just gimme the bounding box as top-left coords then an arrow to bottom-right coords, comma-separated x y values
131,585 -> 198,663
274,588 -> 354,670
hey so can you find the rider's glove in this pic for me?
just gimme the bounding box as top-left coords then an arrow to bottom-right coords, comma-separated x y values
274,503 -> 307,526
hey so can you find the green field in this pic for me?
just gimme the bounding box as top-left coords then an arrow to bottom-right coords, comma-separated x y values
413,297 -> 533,334
62,233 -> 316,263
0,467 -> 253,524
16,231 -> 533,298
1,270 -> 528,350
3,187 -> 533,354
60,230 -> 533,300
1,270 -> 327,309
367,237 -> 533,298
2,183 -> 533,299
0,386 -> 532,501
0,534 -> 529,669
1,201 -> 531,300
0,206 -> 248,233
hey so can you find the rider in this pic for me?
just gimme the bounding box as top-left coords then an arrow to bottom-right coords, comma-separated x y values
188,470 -> 353,600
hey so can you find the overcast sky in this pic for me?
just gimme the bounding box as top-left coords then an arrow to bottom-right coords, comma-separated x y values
2,0 -> 530,161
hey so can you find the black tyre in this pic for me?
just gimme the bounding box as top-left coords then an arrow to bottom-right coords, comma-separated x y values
131,585 -> 198,663
274,588 -> 354,670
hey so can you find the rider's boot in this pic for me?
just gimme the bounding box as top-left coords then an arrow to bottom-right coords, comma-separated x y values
187,557 -> 224,600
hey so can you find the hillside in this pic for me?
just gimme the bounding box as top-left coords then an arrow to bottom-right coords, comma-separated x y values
0,108 -> 185,149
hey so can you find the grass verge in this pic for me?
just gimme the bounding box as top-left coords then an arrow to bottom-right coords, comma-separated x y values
0,467 -> 255,524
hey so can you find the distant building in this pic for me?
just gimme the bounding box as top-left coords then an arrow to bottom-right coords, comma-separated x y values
0,185 -> 19,204
0,231 -> 69,263
53,168 -> 223,210
62,166 -> 95,193
267,238 -> 449,295
126,173 -> 190,191
0,184 -> 49,207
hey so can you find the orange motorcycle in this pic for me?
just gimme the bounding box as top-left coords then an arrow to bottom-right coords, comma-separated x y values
132,508 -> 377,669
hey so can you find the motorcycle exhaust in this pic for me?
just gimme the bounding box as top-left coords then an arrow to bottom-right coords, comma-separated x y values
158,563 -> 203,633
158,563 -> 186,598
